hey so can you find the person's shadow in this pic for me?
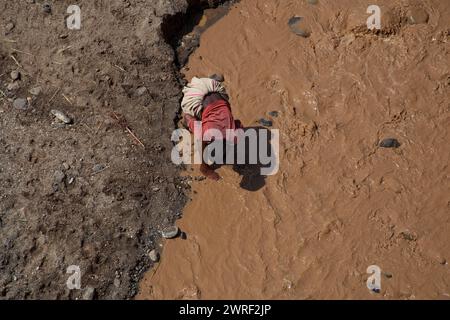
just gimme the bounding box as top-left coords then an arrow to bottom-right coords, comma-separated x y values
208,126 -> 278,192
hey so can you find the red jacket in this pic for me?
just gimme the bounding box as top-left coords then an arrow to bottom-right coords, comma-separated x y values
187,99 -> 242,142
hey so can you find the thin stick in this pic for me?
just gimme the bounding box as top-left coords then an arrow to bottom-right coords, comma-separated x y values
57,46 -> 72,55
62,94 -> 73,105
11,48 -> 33,56
92,165 -> 109,175
48,88 -> 60,105
111,112 -> 145,149
10,55 -> 22,68
113,64 -> 125,72
126,127 -> 145,148
1,38 -> 17,43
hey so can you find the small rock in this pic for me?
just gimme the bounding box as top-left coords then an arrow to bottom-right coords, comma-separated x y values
161,226 -> 179,239
51,109 -> 72,124
399,230 -> 417,241
29,86 -> 42,96
149,249 -> 159,262
259,118 -> 273,127
53,170 -> 66,184
82,287 -> 96,300
152,187 -> 160,192
307,0 -> 318,4
92,164 -> 106,173
10,70 -> 20,81
113,278 -> 121,288
136,86 -> 147,96
288,16 -> 310,38
13,98 -> 28,110
42,4 -> 52,14
268,111 -> 279,117
379,138 -> 401,148
7,82 -> 20,91
5,22 -> 15,33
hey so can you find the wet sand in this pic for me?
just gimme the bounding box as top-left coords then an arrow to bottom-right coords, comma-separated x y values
138,0 -> 450,299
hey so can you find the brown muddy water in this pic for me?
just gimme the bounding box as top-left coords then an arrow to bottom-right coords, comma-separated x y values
138,0 -> 450,299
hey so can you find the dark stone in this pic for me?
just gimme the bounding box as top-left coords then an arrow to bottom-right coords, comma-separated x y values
42,4 -> 51,14
379,138 -> 400,148
259,118 -> 273,127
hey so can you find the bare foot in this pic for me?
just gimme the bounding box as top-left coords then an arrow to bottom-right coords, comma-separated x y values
200,164 -> 220,181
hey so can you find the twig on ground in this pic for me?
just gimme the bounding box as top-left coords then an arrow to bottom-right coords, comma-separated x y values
48,88 -> 60,105
110,111 -> 145,149
10,55 -> 22,68
11,48 -> 33,56
62,94 -> 73,105
57,46 -> 72,55
113,64 -> 126,72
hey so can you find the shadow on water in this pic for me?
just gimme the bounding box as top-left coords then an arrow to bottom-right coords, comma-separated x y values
208,126 -> 278,192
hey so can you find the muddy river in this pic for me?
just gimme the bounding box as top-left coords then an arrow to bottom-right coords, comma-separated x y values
138,0 -> 450,299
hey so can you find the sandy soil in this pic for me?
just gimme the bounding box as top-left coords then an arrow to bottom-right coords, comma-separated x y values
139,0 -> 450,299
0,0 -> 214,299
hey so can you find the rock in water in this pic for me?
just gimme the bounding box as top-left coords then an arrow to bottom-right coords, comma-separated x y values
379,138 -> 400,148
288,16 -> 310,38
161,226 -> 179,239
149,249 -> 160,262
259,118 -> 273,127
13,98 -> 28,110
51,109 -> 72,124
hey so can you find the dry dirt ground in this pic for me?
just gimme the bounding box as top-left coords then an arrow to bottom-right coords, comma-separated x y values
0,0 -> 223,299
